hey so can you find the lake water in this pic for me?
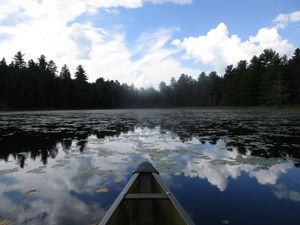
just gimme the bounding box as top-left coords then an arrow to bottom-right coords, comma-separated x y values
0,109 -> 299,225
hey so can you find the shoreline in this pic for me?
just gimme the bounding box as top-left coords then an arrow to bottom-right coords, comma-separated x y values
1,105 -> 300,113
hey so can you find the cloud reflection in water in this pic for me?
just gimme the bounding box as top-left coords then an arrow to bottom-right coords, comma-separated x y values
0,123 -> 299,225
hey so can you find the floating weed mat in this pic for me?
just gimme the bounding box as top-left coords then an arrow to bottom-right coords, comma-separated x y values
189,169 -> 198,175
51,159 -> 71,168
26,166 -> 46,174
77,167 -> 114,177
97,149 -> 114,157
154,161 -> 181,173
235,155 -> 288,167
0,168 -> 19,176
146,148 -> 189,162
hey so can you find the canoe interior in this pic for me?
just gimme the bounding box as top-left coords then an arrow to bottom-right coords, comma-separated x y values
105,173 -> 188,225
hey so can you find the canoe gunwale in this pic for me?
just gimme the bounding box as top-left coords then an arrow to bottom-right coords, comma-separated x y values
98,162 -> 195,225
98,173 -> 139,225
152,173 -> 195,225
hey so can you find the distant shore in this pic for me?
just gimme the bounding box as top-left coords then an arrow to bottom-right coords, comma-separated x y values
1,104 -> 300,112
187,105 -> 300,111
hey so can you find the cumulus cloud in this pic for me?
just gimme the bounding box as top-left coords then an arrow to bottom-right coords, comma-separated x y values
0,0 -> 196,87
173,23 -> 294,74
0,0 -> 192,22
273,11 -> 300,29
0,0 -> 192,23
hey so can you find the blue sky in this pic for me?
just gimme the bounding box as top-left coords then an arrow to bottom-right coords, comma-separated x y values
97,0 -> 300,42
0,0 -> 299,87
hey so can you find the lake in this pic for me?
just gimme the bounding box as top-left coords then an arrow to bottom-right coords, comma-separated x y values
0,109 -> 299,225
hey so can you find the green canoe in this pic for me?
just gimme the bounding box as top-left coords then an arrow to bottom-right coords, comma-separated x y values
99,161 -> 195,225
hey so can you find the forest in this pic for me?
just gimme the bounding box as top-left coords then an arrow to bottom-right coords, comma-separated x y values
0,48 -> 299,109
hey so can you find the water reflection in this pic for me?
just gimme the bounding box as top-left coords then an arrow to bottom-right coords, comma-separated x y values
274,184 -> 300,202
0,145 -> 129,225
0,109 -> 300,225
0,110 -> 300,165
183,140 -> 294,191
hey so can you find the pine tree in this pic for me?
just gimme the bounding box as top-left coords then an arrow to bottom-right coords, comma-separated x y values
75,65 -> 88,82
38,55 -> 47,71
13,51 -> 26,69
47,60 -> 57,77
59,64 -> 71,80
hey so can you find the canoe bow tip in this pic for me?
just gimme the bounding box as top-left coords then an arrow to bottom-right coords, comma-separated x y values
133,161 -> 159,174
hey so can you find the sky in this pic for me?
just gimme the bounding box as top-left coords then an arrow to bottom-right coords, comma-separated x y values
0,0 -> 299,87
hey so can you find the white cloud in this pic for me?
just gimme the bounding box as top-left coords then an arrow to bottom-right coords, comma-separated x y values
0,0 -> 191,22
1,1 -> 296,88
0,0 -> 197,88
173,23 -> 294,74
273,11 -> 300,29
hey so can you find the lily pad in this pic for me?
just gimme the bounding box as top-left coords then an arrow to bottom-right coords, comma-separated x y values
0,168 -> 19,176
24,189 -> 39,196
0,220 -> 9,225
222,219 -> 230,224
26,166 -> 46,174
51,159 -> 70,168
96,187 -> 109,193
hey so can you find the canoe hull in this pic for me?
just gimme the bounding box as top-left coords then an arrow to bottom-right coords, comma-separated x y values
99,162 -> 195,225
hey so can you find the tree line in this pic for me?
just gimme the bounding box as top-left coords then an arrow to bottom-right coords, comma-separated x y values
0,48 -> 299,109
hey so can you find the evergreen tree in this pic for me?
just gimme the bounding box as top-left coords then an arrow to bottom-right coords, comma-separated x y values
248,55 -> 264,104
288,48 -> 300,103
13,51 -> 26,69
258,50 -> 286,104
47,60 -> 57,77
0,48 -> 299,109
197,72 -> 209,105
75,65 -> 88,83
38,55 -> 47,71
60,64 -> 71,80
73,65 -> 88,107
0,58 -> 8,108
222,65 -> 238,105
207,71 -> 221,105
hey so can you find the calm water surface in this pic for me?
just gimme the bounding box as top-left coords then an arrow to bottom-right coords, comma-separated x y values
0,109 -> 299,225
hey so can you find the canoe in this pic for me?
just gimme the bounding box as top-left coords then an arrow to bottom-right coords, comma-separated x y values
99,161 -> 195,225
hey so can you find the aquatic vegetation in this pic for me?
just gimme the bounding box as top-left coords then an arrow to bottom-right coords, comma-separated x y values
0,168 -> 19,176
77,167 -> 114,177
26,166 -> 47,174
0,109 -> 299,225
51,159 -> 71,168
96,188 -> 109,193
0,220 -> 9,225
24,189 -> 39,196
222,220 -> 230,224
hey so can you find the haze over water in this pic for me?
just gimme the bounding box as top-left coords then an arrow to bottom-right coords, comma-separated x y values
0,109 -> 299,225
